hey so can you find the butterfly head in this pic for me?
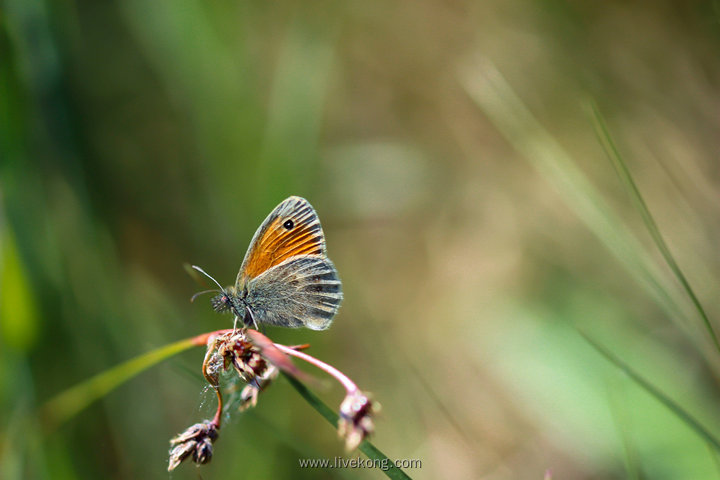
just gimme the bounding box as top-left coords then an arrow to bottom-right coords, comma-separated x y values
210,290 -> 244,316
210,292 -> 232,313
191,265 -> 244,316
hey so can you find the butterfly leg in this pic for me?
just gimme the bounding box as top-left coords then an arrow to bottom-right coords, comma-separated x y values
245,306 -> 260,331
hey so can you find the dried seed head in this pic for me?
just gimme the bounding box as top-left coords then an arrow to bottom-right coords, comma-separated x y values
204,352 -> 223,386
238,365 -> 279,411
338,390 -> 378,451
168,421 -> 219,471
210,332 -> 273,384
193,437 -> 214,464
173,328 -> 378,470
167,440 -> 197,471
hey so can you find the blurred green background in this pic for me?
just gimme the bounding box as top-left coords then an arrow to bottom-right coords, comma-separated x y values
2,1 -> 720,478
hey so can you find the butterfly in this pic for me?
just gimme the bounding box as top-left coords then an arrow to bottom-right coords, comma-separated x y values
193,196 -> 343,330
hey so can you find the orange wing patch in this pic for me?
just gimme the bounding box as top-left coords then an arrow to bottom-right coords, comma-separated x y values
237,197 -> 326,282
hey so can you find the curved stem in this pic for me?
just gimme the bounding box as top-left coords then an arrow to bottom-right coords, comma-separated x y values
274,343 -> 358,394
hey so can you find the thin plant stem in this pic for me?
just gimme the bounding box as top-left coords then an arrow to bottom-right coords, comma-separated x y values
275,343 -> 357,393
591,102 -> 720,355
40,330 -> 224,431
580,330 -> 720,452
459,60 -> 699,343
41,335 -> 201,432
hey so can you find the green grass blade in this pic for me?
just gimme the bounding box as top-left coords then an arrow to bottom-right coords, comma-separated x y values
591,103 -> 720,354
580,331 -> 720,452
459,60 -> 703,346
41,337 -> 197,431
283,373 -> 413,480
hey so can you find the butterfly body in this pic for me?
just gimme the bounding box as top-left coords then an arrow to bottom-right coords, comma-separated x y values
206,197 -> 342,330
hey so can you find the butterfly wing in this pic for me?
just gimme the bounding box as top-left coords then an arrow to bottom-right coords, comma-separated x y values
245,255 -> 343,330
237,196 -> 326,285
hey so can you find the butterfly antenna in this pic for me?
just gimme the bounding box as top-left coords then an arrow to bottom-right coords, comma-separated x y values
190,289 -> 219,303
191,265 -> 225,291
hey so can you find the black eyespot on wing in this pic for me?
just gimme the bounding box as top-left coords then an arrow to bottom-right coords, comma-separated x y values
283,219 -> 294,230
